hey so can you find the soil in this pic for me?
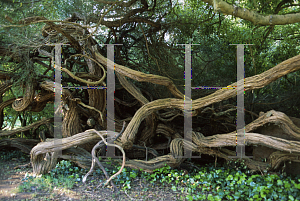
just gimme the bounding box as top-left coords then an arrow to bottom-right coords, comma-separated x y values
0,157 -> 191,201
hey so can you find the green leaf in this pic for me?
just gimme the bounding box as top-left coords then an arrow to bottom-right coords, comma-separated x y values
171,185 -> 177,191
289,195 -> 295,201
253,194 -> 259,199
186,194 -> 193,201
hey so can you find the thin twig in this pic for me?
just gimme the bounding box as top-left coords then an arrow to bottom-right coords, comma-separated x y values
82,122 -> 127,192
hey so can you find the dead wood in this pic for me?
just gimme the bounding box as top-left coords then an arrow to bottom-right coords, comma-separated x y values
83,122 -> 126,191
30,129 -> 122,175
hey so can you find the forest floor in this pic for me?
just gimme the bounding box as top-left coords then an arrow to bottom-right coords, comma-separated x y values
0,157 -> 190,201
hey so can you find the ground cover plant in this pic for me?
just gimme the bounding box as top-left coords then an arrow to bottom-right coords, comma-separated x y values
15,155 -> 300,200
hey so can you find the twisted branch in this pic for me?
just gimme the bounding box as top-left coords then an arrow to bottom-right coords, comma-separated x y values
82,122 -> 126,191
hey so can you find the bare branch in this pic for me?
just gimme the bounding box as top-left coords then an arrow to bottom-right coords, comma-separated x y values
202,0 -> 300,25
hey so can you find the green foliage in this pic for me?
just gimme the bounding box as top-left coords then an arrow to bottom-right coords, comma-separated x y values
49,160 -> 86,182
106,166 -> 140,190
139,162 -> 300,200
12,156 -> 300,200
19,160 -> 87,193
19,173 -> 75,192
0,148 -> 29,161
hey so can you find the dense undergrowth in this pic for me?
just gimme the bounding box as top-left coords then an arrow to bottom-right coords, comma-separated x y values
1,149 -> 300,200
0,148 -> 28,162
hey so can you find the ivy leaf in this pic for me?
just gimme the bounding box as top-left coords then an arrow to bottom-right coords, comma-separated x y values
171,185 -> 177,191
